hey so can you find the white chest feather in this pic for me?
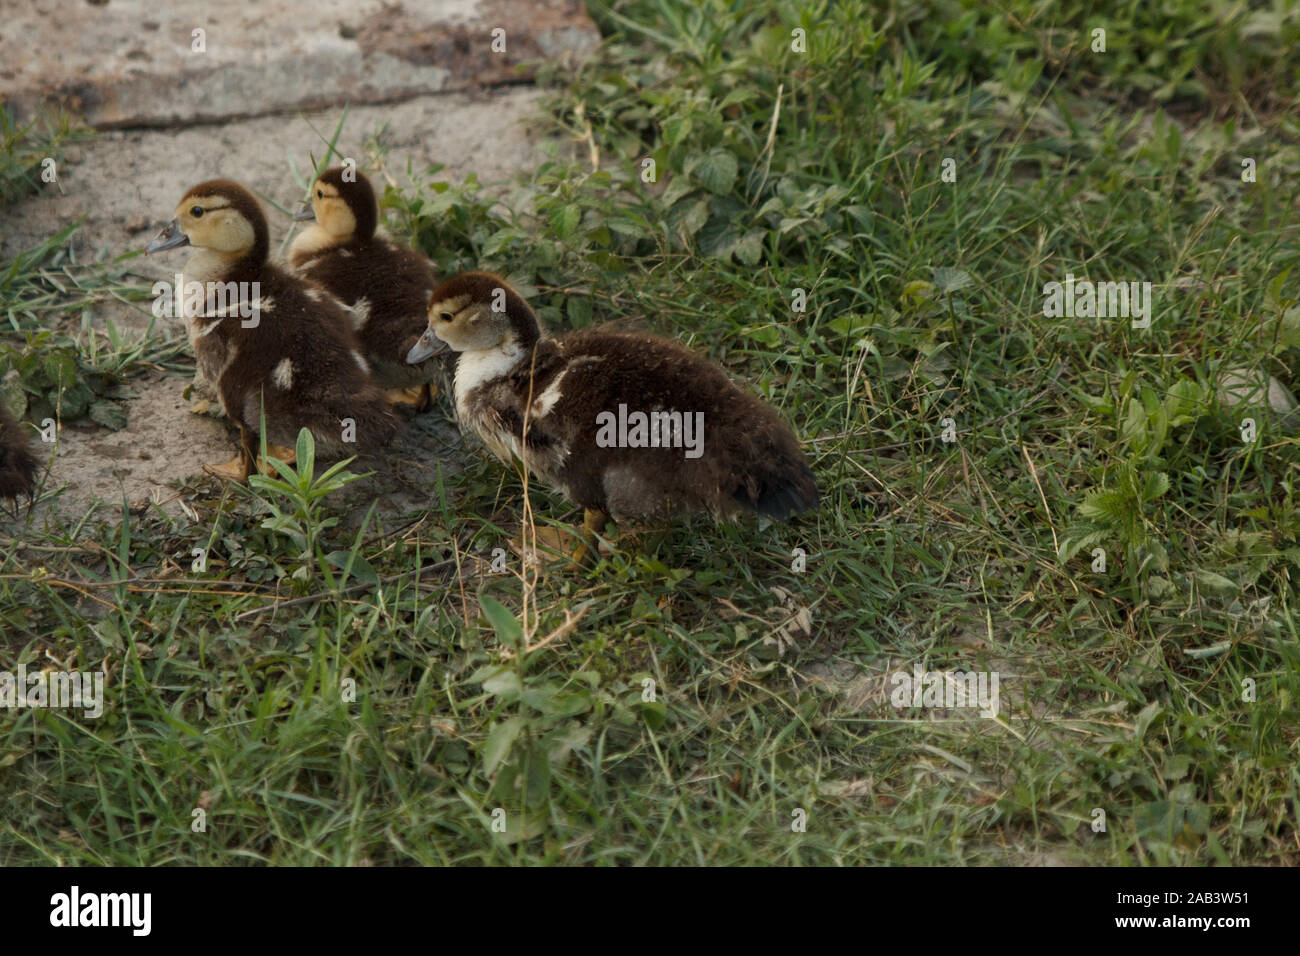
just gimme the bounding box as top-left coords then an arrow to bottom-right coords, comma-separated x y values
454,343 -> 526,421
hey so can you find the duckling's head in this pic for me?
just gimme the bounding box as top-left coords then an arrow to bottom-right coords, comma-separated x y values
406,271 -> 538,363
145,179 -> 269,266
293,166 -> 377,243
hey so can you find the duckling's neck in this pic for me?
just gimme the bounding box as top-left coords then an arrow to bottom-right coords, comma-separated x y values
454,332 -> 528,417
289,224 -> 349,262
184,247 -> 259,284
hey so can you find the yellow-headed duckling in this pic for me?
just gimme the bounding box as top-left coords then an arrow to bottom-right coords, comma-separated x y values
145,178 -> 397,481
288,166 -> 447,412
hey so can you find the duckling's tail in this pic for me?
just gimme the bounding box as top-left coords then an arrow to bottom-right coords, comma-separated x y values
0,405 -> 38,500
737,456 -> 819,521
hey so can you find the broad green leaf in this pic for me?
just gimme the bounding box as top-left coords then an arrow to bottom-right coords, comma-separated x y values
1142,471 -> 1170,501
566,295 -> 593,326
479,594 -> 523,646
1190,568 -> 1239,594
524,687 -> 591,718
680,197 -> 710,238
692,149 -> 738,195
639,699 -> 667,729
697,218 -> 741,259
1117,397 -> 1146,450
660,174 -> 697,208
481,715 -> 524,777
734,229 -> 765,266
324,550 -> 378,584
1134,700 -> 1164,742
551,204 -> 581,239
480,667 -> 523,700
662,114 -> 693,146
293,427 -> 315,480
545,722 -> 592,766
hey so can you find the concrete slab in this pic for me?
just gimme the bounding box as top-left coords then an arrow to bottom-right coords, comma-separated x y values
1,0 -> 599,128
1,87 -> 547,271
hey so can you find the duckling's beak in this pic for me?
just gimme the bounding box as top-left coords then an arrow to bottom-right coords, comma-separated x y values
145,219 -> 189,254
406,327 -> 447,364
292,205 -> 315,221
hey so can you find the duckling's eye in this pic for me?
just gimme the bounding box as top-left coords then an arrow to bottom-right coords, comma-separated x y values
190,205 -> 204,218
316,189 -> 323,199
439,312 -> 454,323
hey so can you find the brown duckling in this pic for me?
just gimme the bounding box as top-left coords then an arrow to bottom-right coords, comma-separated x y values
407,271 -> 818,557
145,178 -> 397,481
0,404 -> 38,501
288,166 -> 446,412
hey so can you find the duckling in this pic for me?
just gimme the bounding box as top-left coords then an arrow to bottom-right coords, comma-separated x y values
145,178 -> 397,481
288,166 -> 446,412
407,272 -> 818,558
0,404 -> 38,501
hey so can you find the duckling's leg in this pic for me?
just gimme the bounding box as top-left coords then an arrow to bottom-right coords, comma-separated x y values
204,426 -> 255,482
385,386 -> 431,409
570,508 -> 611,565
257,444 -> 297,474
416,382 -> 437,413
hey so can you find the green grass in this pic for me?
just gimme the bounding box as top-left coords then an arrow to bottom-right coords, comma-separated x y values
0,106 -> 179,442
2,0 -> 1300,864
0,104 -> 88,208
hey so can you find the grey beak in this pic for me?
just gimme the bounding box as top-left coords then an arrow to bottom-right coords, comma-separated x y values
144,219 -> 189,254
292,206 -> 315,221
406,327 -> 446,364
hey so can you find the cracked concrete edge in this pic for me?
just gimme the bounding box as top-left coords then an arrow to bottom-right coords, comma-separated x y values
1,0 -> 600,130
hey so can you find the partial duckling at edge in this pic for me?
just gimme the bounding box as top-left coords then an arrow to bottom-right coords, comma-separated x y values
145,178 -> 397,481
407,271 -> 819,560
288,166 -> 447,412
0,403 -> 38,502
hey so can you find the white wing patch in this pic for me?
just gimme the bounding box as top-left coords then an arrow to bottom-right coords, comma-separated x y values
272,357 -> 294,390
529,369 -> 567,419
348,297 -> 371,331
352,351 -> 370,374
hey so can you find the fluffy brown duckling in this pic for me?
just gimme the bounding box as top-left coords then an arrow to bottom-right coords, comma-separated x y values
0,404 -> 38,501
288,166 -> 446,411
407,271 -> 818,558
145,178 -> 397,481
